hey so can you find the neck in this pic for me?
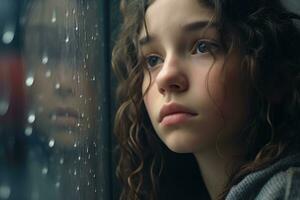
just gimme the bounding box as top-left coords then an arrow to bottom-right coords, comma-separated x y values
194,148 -> 244,200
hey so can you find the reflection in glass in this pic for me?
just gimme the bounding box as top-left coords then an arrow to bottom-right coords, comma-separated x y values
19,0 -> 103,199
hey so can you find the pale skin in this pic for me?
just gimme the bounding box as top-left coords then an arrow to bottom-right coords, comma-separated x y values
140,0 -> 250,199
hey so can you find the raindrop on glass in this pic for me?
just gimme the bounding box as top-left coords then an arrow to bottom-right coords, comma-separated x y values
65,10 -> 69,17
65,36 -> 70,43
59,158 -> 64,165
72,9 -> 76,14
55,182 -> 60,188
42,55 -> 48,64
27,113 -> 36,124
51,10 -> 56,23
48,139 -> 55,148
45,70 -> 51,78
0,185 -> 11,199
76,186 -> 80,191
91,76 -> 96,81
25,126 -> 33,136
2,30 -> 15,44
25,76 -> 34,87
0,99 -> 9,116
77,123 -> 80,127
51,114 -> 57,121
79,94 -> 83,98
78,156 -> 81,161
55,83 -> 61,89
73,169 -> 77,176
42,167 -> 48,175
74,142 -> 77,148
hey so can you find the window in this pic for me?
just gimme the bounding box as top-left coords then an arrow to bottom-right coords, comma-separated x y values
0,0 -> 118,199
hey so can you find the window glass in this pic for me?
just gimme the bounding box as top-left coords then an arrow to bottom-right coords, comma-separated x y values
0,0 -> 111,199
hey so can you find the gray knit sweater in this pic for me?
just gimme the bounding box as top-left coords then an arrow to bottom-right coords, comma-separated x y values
226,153 -> 300,200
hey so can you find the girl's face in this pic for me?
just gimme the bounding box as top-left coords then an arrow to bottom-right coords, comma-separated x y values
140,0 -> 251,154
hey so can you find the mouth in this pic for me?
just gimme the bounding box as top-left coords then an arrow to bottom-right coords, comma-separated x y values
50,107 -> 80,128
159,103 -> 197,126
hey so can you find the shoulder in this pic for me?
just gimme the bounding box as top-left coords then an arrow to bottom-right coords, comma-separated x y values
256,167 -> 300,200
226,154 -> 300,200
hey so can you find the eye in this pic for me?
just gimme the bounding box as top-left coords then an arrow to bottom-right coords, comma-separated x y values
191,40 -> 219,55
145,55 -> 164,68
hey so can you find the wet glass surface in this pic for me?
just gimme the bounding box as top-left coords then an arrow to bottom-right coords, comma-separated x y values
0,0 -> 112,199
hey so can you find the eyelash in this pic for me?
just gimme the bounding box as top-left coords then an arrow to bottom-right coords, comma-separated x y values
143,40 -> 220,69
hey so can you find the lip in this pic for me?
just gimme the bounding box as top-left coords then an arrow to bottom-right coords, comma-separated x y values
50,107 -> 80,128
159,103 -> 197,126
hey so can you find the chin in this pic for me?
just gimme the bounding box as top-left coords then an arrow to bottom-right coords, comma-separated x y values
162,132 -> 210,154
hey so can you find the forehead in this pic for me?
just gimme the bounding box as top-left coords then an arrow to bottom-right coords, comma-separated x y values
141,0 -> 214,34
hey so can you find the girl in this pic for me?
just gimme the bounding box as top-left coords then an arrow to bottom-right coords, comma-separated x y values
112,0 -> 300,199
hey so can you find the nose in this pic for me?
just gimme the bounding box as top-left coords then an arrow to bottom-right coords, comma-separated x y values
54,65 -> 75,98
156,54 -> 188,95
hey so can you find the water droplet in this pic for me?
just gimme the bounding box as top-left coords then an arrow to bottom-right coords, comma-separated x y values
51,114 -> 57,121
75,26 -> 79,31
65,36 -> 69,43
27,113 -> 35,124
78,156 -> 81,161
25,126 -> 33,136
59,158 -> 64,164
0,99 -> 9,116
79,94 -> 83,98
97,106 -> 101,111
76,186 -> 80,191
2,31 -> 14,44
77,123 -> 80,127
72,9 -> 76,14
87,181 -> 90,186
42,167 -> 48,175
51,10 -> 56,23
42,55 -> 48,64
0,185 -> 11,199
87,124 -> 91,129
73,169 -> 77,176
65,10 -> 69,17
25,76 -> 34,87
55,182 -> 60,188
91,76 -> 96,81
48,139 -> 55,148
74,142 -> 77,148
45,70 -> 51,78
55,83 -> 60,89
81,113 -> 85,118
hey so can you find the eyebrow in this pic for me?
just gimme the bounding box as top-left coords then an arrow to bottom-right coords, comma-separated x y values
138,20 -> 217,47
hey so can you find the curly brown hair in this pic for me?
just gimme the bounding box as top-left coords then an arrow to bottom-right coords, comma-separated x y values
112,0 -> 300,199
